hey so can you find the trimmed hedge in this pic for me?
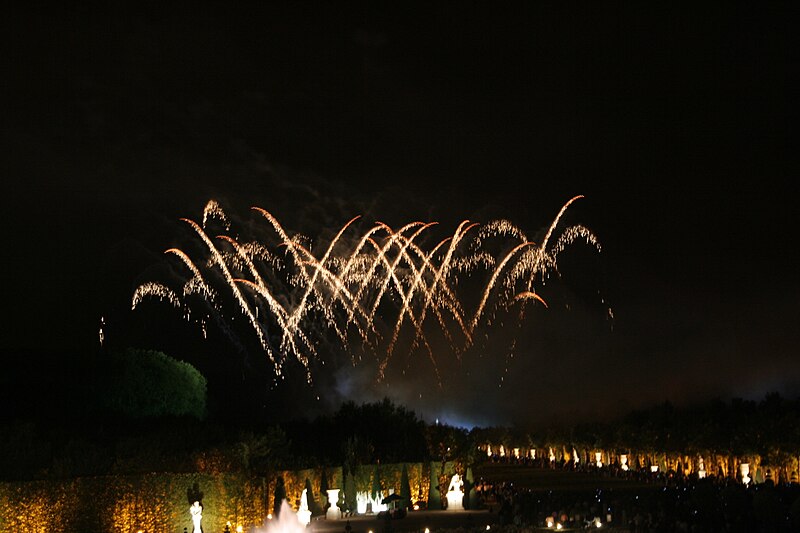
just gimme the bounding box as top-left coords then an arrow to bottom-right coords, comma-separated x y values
0,462 -> 444,532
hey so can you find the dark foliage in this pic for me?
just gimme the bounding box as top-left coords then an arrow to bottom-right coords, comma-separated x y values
283,398 -> 429,466
98,348 -> 207,419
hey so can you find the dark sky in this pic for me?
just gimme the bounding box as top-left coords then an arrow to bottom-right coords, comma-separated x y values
3,3 -> 798,427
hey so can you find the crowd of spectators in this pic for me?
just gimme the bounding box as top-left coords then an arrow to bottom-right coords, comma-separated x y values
475,457 -> 800,531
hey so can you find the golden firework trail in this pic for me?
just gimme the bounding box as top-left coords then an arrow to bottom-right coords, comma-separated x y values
133,197 -> 603,385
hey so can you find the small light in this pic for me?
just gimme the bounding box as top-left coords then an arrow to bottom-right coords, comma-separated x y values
237,527 -> 243,533
424,528 -> 430,533
267,513 -> 273,520
413,504 -> 420,511
556,524 -> 563,530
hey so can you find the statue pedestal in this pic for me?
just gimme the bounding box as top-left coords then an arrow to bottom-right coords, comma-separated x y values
297,509 -> 311,526
446,490 -> 464,511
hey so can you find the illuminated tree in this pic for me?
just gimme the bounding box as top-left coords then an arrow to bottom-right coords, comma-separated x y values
319,467 -> 329,512
305,478 -> 322,516
273,476 -> 286,516
343,470 -> 357,515
371,463 -> 381,499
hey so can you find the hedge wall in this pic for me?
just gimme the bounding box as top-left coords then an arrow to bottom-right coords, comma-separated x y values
0,462 -> 442,532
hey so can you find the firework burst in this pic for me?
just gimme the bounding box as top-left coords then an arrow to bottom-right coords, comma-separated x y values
133,196 -> 604,385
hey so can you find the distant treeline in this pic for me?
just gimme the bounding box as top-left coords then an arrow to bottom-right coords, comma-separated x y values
3,347 -> 799,482
564,393 -> 800,463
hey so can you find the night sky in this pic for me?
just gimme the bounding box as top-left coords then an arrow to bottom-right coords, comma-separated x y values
4,3 -> 798,427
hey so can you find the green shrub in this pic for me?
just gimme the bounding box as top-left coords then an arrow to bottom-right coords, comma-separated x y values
101,348 -> 207,419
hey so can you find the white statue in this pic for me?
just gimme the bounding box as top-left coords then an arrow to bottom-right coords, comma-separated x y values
447,473 -> 463,493
446,474 -> 464,511
740,463 -> 751,485
297,489 -> 312,526
190,501 -> 203,533
300,489 -> 309,512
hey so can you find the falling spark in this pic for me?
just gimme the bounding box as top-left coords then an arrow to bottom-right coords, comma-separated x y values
132,282 -> 181,309
202,199 -> 231,231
